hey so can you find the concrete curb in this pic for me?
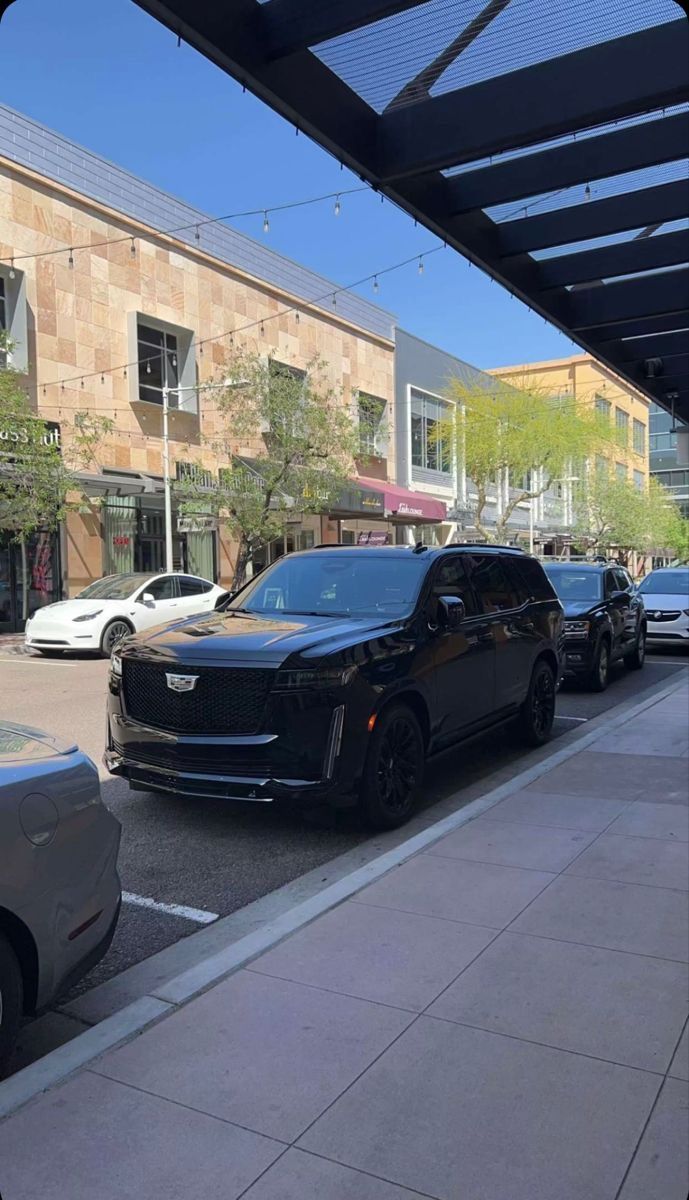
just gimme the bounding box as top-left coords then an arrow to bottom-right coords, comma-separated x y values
0,671 -> 685,1120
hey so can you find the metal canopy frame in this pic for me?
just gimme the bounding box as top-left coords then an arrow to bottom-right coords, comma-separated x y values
134,0 -> 689,420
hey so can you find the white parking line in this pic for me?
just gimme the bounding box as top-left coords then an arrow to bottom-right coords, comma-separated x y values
122,892 -> 218,925
556,715 -> 588,722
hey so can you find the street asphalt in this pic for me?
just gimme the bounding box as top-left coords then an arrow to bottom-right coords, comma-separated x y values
0,640 -> 686,1075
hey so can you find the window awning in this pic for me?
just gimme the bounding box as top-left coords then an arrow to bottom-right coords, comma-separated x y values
356,476 -> 447,522
72,470 -> 163,496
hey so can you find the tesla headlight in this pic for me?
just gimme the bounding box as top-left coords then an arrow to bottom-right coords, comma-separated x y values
72,609 -> 103,622
274,666 -> 357,691
564,620 -> 590,636
111,653 -> 123,677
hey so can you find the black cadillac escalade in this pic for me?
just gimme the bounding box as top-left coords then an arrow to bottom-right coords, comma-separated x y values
105,545 -> 564,829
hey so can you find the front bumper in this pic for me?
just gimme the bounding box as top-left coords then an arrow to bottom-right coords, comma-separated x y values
646,620 -> 689,643
25,620 -> 101,650
562,638 -> 594,675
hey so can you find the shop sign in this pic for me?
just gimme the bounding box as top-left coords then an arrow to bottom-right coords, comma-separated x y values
0,420 -> 61,451
112,535 -> 131,546
358,530 -> 391,545
332,484 -> 385,517
177,515 -> 218,533
395,501 -> 424,518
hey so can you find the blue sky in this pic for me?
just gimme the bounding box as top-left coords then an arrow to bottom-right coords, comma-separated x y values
0,0 -> 579,369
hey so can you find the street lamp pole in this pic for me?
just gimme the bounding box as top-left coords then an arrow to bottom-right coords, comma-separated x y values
162,383 -> 174,573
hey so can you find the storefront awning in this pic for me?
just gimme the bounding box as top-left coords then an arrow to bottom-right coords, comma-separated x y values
356,477 -> 447,523
72,469 -> 163,496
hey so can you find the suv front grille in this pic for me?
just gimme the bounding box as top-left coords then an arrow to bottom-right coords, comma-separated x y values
122,660 -> 274,734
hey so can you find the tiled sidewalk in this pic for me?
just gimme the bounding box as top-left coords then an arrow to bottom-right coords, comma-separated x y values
1,687 -> 687,1200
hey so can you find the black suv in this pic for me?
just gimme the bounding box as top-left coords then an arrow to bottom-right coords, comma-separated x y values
543,561 -> 646,691
105,545 -> 563,829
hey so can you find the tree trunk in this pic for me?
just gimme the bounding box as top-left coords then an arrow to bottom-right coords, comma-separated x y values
20,537 -> 29,623
231,537 -> 252,592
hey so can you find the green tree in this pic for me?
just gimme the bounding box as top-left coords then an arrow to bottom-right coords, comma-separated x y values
573,473 -> 687,563
441,378 -> 619,543
1,335 -> 114,617
176,351 -> 360,589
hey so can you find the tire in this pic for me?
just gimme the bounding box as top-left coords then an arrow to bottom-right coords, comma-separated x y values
0,932 -> 23,1078
359,704 -> 424,831
100,619 -> 132,658
625,625 -> 646,671
588,638 -> 610,692
518,659 -> 556,747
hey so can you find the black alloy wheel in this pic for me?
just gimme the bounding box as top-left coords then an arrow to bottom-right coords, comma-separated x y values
519,660 -> 556,747
100,620 -> 132,657
625,626 -> 646,671
589,638 -> 610,692
360,704 -> 424,830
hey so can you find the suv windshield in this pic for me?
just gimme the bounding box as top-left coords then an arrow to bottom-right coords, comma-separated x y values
544,568 -> 603,602
77,574 -> 151,600
231,553 -> 427,618
639,569 -> 689,597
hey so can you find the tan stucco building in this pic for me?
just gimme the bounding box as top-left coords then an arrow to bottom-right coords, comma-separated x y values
0,106 -> 405,629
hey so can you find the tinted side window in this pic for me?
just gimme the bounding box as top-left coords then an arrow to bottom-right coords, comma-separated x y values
604,571 -> 618,598
466,555 -> 520,613
614,568 -> 631,592
145,576 -> 176,601
178,576 -> 212,596
431,556 -> 479,617
514,557 -> 557,603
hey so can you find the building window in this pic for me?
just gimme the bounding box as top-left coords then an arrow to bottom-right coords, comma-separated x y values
0,276 -> 6,367
137,322 -> 180,407
411,389 -> 451,473
633,419 -> 646,456
633,470 -> 644,491
595,395 -> 611,420
0,267 -> 28,372
615,462 -> 627,482
358,393 -> 386,457
615,407 -> 629,445
595,455 -> 608,477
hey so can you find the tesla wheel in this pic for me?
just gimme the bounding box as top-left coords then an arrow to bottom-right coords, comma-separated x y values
589,638 -> 610,692
100,620 -> 132,658
625,626 -> 646,671
0,932 -> 23,1078
359,704 -> 424,831
518,659 -> 556,747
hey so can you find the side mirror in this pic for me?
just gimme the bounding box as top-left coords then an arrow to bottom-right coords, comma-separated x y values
141,592 -> 155,606
438,595 -> 466,630
215,591 -> 233,610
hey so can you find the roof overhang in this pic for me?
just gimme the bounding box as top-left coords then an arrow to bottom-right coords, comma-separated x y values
134,0 -> 689,423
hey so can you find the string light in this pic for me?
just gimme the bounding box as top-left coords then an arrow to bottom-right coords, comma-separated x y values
334,195 -> 341,217
584,183 -> 592,201
146,361 -> 151,374
373,275 -> 379,294
295,311 -> 300,325
418,256 -> 424,276
8,259 -> 15,279
260,321 -> 265,336
130,238 -> 136,258
263,211 -> 270,234
195,225 -> 200,242
68,250 -> 74,268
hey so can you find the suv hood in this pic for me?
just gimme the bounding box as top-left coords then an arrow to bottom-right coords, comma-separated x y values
562,599 -> 603,619
122,608 -> 402,665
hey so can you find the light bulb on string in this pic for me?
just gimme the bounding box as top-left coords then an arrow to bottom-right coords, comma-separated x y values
195,226 -> 201,242
146,360 -> 151,374
584,183 -> 591,201
260,320 -> 265,336
295,311 -> 300,325
172,354 -> 177,368
123,368 -> 127,379
68,249 -> 74,269
263,211 -> 270,234
372,275 -> 379,295
334,195 -> 341,217
100,374 -> 105,384
130,238 -> 136,258
8,259 -> 15,279
418,256 -> 424,276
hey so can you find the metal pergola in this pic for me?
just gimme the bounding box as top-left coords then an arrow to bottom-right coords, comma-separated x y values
135,0 -> 689,421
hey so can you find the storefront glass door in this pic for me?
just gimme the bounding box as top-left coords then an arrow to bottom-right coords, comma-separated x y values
0,531 -> 60,633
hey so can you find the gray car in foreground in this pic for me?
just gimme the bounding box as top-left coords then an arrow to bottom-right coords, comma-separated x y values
0,722 -> 121,1074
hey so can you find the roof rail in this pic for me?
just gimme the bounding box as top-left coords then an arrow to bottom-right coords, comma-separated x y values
449,542 -> 526,553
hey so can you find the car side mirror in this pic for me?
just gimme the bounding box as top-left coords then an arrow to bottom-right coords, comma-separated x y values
141,592 -> 155,606
215,591 -> 233,610
438,595 -> 466,630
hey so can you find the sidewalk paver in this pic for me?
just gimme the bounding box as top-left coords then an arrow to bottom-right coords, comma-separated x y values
527,749 -> 688,803
565,831 -> 689,890
608,801 -> 689,841
353,853 -> 554,928
428,931 -> 688,1072
92,969 -> 412,1143
249,899 -> 496,1012
481,787 -> 630,832
425,815 -> 596,871
0,1071 -> 282,1200
299,1017 -> 659,1200
669,1024 -> 689,1081
243,1148 -> 436,1199
511,873 -> 689,961
618,1077 -> 689,1200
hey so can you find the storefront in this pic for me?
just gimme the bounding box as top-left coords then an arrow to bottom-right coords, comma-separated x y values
339,477 -> 447,545
0,529 -> 61,633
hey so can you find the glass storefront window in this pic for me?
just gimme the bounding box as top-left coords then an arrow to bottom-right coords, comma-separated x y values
0,530 -> 60,632
102,496 -> 137,575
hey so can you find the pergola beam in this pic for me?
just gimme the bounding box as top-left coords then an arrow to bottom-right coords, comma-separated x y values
497,180 -> 689,255
609,332 -> 689,363
538,229 -> 689,289
379,20 -> 689,179
261,0 -> 429,60
446,111 -> 689,215
570,270 -> 689,330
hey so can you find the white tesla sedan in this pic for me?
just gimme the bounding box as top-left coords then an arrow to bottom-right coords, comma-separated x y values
24,571 -> 226,657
